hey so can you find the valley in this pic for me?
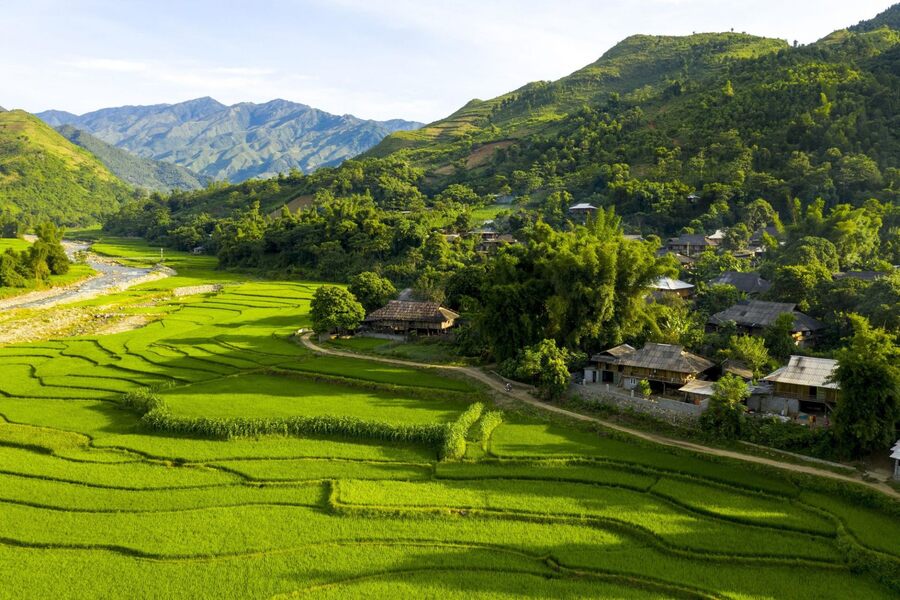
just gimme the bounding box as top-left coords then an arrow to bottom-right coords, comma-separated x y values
0,240 -> 897,598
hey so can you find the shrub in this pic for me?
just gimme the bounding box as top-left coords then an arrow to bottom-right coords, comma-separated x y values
474,410 -> 503,450
441,402 -> 484,460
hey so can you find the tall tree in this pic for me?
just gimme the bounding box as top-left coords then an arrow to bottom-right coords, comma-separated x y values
831,315 -> 900,457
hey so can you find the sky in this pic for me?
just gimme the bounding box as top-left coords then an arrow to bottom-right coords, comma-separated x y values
0,0 -> 894,123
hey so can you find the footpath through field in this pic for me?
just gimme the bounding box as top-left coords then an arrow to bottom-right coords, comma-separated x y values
299,333 -> 900,500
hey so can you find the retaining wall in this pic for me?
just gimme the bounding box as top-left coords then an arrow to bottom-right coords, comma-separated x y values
573,383 -> 706,425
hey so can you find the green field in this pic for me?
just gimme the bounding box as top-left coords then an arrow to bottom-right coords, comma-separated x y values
0,246 -> 898,598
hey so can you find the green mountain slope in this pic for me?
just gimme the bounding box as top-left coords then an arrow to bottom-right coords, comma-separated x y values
365,18 -> 898,230
0,110 -> 132,226
368,33 -> 788,162
38,98 -> 422,182
56,125 -> 210,192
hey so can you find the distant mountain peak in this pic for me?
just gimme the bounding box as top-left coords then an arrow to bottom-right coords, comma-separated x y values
36,98 -> 422,182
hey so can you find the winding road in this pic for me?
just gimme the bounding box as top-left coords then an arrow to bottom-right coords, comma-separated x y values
299,333 -> 900,500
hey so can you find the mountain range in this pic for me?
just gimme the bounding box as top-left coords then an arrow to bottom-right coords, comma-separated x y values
38,98 -> 422,182
55,125 -> 210,192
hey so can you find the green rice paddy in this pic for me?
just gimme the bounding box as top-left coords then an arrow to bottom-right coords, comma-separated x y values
0,243 -> 897,598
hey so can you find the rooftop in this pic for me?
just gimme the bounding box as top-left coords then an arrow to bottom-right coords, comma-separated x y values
710,271 -> 772,295
568,203 -> 597,211
678,379 -> 716,396
592,343 -> 714,375
364,300 -> 460,324
708,300 -> 823,332
763,356 -> 839,390
653,277 -> 694,291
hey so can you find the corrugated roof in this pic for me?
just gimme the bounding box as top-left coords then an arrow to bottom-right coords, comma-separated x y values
678,380 -> 716,396
653,277 -> 694,291
364,301 -> 460,324
593,343 -> 714,374
708,300 -> 823,332
710,271 -> 772,295
763,356 -> 839,389
569,203 -> 597,211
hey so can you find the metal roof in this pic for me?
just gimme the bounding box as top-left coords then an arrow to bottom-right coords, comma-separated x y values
653,277 -> 694,291
678,380 -> 716,396
568,203 -> 597,211
763,356 -> 839,389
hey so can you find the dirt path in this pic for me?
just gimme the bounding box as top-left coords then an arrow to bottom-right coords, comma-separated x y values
300,333 -> 900,500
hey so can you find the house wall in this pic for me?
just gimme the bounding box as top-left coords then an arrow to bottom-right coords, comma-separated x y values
773,382 -> 839,403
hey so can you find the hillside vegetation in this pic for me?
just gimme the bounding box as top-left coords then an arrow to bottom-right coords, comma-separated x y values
0,110 -> 132,226
56,125 -> 209,192
39,97 -> 422,182
368,14 -> 899,233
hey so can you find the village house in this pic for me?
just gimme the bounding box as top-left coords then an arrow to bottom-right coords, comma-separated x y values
584,342 -> 715,395
363,300 -> 460,336
657,248 -> 696,267
568,203 -> 597,222
759,355 -> 839,416
709,271 -> 772,296
475,233 -> 517,254
707,300 -> 823,345
665,233 -> 719,257
651,276 -> 695,298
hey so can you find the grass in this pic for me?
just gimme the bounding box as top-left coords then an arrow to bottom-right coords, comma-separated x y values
160,373 -> 467,425
0,271 -> 897,598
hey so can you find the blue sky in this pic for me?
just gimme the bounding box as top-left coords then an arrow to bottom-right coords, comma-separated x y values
0,0 -> 894,122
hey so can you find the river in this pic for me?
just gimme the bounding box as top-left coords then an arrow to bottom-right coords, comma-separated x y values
0,239 -> 159,311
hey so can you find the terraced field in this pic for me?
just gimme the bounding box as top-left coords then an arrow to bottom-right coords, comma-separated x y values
0,244 -> 898,598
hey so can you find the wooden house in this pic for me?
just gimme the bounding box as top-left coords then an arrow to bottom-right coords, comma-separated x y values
707,300 -> 823,345
363,301 -> 460,335
762,355 -> 840,410
585,343 -> 714,394
665,234 -> 718,257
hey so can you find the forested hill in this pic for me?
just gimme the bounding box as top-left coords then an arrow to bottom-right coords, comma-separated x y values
56,125 -> 210,192
367,10 -> 899,229
370,32 -> 789,158
0,110 -> 132,226
38,98 -> 423,182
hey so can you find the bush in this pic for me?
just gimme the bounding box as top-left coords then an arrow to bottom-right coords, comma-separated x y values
474,410 -> 503,450
441,402 -> 484,460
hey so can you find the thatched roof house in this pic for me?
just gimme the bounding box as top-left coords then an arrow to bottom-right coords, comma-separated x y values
363,300 -> 460,335
586,342 -> 714,393
710,271 -> 772,295
708,300 -> 823,344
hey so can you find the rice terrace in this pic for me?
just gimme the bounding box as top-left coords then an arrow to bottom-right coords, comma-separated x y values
0,238 -> 894,599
